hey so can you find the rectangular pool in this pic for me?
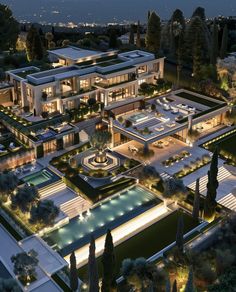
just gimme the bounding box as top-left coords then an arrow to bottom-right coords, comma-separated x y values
22,169 -> 59,187
129,112 -> 149,124
43,185 -> 162,256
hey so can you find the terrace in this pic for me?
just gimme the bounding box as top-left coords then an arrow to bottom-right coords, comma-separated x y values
112,90 -> 227,144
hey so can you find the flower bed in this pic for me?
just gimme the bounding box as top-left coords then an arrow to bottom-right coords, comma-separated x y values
174,154 -> 211,178
162,150 -> 191,167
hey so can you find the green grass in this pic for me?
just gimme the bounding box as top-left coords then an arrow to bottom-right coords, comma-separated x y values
203,130 -> 236,165
78,210 -> 199,280
175,91 -> 219,107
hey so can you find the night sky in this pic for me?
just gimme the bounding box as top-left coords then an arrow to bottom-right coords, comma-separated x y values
1,0 -> 235,23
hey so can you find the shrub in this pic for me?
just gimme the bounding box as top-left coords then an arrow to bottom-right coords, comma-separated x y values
183,164 -> 191,175
125,120 -> 132,128
118,116 -> 124,124
88,169 -> 110,178
57,161 -> 70,173
202,154 -> 211,164
163,178 -> 187,200
41,111 -> 49,119
151,103 -> 156,111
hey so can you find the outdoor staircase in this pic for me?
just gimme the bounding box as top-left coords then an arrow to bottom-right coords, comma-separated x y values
188,166 -> 232,194
160,172 -> 172,181
39,181 -> 67,199
60,196 -> 91,219
218,193 -> 236,211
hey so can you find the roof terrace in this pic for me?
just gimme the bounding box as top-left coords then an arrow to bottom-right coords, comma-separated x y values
112,90 -> 226,144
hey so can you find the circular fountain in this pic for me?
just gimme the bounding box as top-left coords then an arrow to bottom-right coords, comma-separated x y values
82,151 -> 119,171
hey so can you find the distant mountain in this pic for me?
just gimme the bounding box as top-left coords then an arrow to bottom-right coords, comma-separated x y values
1,0 -> 235,24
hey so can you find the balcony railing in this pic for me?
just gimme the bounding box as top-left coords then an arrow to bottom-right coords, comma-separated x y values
95,76 -> 136,89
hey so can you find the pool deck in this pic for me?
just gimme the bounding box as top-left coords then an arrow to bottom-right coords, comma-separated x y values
43,185 -> 160,255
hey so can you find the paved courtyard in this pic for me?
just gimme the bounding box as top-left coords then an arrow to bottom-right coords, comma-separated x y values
114,137 -> 187,165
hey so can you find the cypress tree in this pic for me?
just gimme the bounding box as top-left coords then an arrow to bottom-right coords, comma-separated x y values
166,275 -> 171,292
70,252 -> 78,292
129,24 -> 134,45
88,236 -> 99,292
184,268 -> 195,292
148,10 -> 151,20
26,26 -> 44,61
192,30 -> 202,80
204,148 -> 219,220
170,9 -> 185,56
185,16 -> 209,63
172,280 -> 177,292
136,21 -> 141,48
26,26 -> 36,62
176,214 -> 184,252
192,7 -> 206,22
220,24 -> 228,59
145,11 -> 161,53
101,230 -> 116,292
109,30 -> 118,48
210,20 -> 219,65
32,31 -> 44,60
192,178 -> 200,220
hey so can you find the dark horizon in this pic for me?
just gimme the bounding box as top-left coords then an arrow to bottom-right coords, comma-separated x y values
1,0 -> 236,24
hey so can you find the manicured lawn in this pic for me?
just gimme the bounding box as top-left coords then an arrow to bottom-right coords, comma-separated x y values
203,130 -> 236,165
175,91 -> 219,107
78,210 -> 199,280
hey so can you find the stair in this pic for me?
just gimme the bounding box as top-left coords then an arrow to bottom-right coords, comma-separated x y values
60,196 -> 91,219
188,166 -> 231,194
160,172 -> 172,181
39,180 -> 67,199
218,193 -> 236,211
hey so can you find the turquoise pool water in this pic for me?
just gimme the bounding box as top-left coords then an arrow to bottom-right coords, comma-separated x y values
43,185 -> 161,256
23,169 -> 56,186
129,112 -> 148,123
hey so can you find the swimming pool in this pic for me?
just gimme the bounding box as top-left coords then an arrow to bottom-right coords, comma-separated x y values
129,112 -> 149,124
22,169 -> 59,187
43,185 -> 161,256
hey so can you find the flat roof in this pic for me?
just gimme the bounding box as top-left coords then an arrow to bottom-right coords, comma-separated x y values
20,235 -> 67,275
49,46 -> 102,61
112,90 -> 227,144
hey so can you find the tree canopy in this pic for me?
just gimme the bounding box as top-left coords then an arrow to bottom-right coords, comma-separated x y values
0,172 -> 18,198
101,229 -> 116,292
26,26 -> 44,61
11,250 -> 38,283
90,131 -> 111,153
0,278 -> 20,292
0,4 -> 19,51
145,11 -> 161,53
30,200 -> 59,227
11,185 -> 40,213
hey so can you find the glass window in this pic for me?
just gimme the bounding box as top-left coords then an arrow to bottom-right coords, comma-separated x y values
138,65 -> 147,74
